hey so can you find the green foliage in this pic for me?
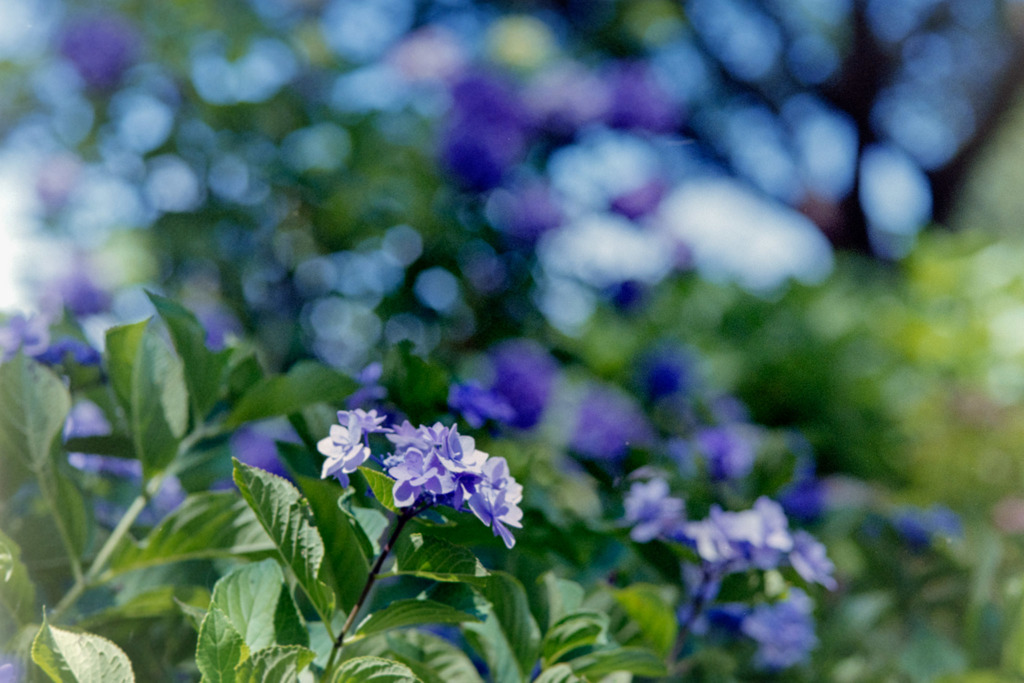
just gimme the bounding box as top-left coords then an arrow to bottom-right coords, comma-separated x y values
32,617 -> 135,683
355,599 -> 480,637
329,656 -> 422,683
0,529 -> 35,638
232,460 -> 336,621
226,362 -> 356,428
196,607 -> 250,683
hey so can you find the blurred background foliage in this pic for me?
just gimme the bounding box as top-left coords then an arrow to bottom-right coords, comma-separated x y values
8,0 -> 1024,680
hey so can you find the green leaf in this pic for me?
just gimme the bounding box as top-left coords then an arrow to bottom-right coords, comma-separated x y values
232,461 -> 335,621
462,615 -> 522,683
541,612 -> 607,666
0,528 -> 35,632
329,656 -> 422,683
108,492 -> 275,576
297,475 -> 371,613
383,630 -> 484,683
196,606 -> 250,683
148,292 -> 232,420
226,361 -> 357,428
209,559 -> 309,651
532,664 -> 581,683
356,467 -> 400,513
234,645 -> 315,683
38,465 -> 91,562
106,321 -> 189,477
536,573 -> 584,631
567,647 -> 667,679
613,583 -> 678,658
381,343 -> 449,423
355,599 -> 480,637
31,617 -> 135,683
0,354 -> 71,469
78,585 -> 210,631
482,572 -> 541,678
394,533 -> 489,584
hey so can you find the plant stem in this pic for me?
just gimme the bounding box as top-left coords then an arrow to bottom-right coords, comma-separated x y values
670,564 -> 717,668
324,508 -> 416,669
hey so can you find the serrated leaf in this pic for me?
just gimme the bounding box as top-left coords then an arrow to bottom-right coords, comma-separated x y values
0,528 -> 35,631
541,612 -> 607,666
329,656 -> 422,683
235,645 -> 315,683
613,584 -> 678,658
384,630 -> 484,683
108,492 -> 274,576
297,475 -> 371,612
533,664 -> 581,683
31,617 -> 135,683
210,559 -> 308,652
232,461 -> 335,621
0,354 -> 71,470
394,534 -> 489,584
226,361 -> 356,428
355,599 -> 480,637
356,467 -> 399,513
148,292 -> 232,420
197,606 -> 250,683
567,647 -> 667,679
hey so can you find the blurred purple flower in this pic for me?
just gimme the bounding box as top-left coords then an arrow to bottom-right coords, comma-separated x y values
0,314 -> 50,360
741,589 -> 818,671
196,307 -> 243,351
488,339 -> 558,430
789,530 -> 836,590
230,425 -> 290,480
623,478 -> 685,542
46,265 -> 110,316
892,504 -> 962,552
682,497 -> 793,573
448,382 -> 515,429
637,347 -> 696,401
34,337 -> 102,366
346,362 -> 387,409
0,656 -> 23,683
485,180 -> 563,243
60,13 -> 140,91
523,61 -> 611,135
65,400 -> 111,439
695,425 -> 755,482
571,384 -> 655,462
610,179 -> 668,221
780,475 -> 825,524
604,61 -> 679,133
440,73 -> 530,192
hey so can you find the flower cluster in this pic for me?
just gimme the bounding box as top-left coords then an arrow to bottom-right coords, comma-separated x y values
319,409 -> 524,548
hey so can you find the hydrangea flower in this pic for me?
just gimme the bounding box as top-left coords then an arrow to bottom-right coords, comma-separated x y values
488,339 -> 559,429
695,425 -> 756,482
448,382 -> 515,429
741,589 -> 818,671
60,13 -> 140,90
571,384 -> 655,461
0,313 -> 50,360
623,478 -> 686,542
892,503 -> 962,552
318,409 -> 386,487
328,412 -> 524,548
682,498 -> 794,574
789,531 -> 837,590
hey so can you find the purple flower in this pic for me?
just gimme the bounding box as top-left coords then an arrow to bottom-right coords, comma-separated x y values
65,400 -> 111,439
488,339 -> 559,430
46,265 -> 110,316
523,61 -> 611,135
485,180 -> 563,243
637,347 -> 696,401
789,531 -> 837,590
623,478 -> 685,542
571,385 -> 655,462
682,497 -> 794,573
440,73 -> 530,192
610,179 -> 668,221
318,409 -> 386,486
0,656 -> 23,683
0,314 -> 50,360
33,337 -> 102,366
695,426 -> 755,482
60,13 -> 140,91
448,382 -> 515,429
741,589 -> 818,671
604,61 -> 679,133
892,504 -> 962,552
438,423 -> 488,474
468,457 -> 523,549
346,362 -> 387,409
780,475 -> 825,524
385,446 -> 457,507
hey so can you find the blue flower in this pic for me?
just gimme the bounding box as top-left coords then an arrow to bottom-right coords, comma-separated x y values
789,531 -> 837,590
385,446 -> 457,507
892,504 -> 962,552
60,13 -> 140,90
741,589 -> 818,671
571,384 -> 655,462
318,409 -> 386,486
623,478 -> 686,542
488,339 -> 558,430
0,313 -> 50,360
695,425 -> 755,482
448,382 -> 515,429
468,456 -> 523,549
681,497 -> 794,573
